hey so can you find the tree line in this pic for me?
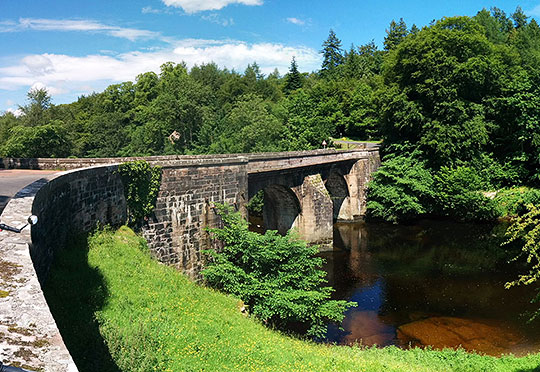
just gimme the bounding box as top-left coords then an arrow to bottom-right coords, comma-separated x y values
2,7 -> 540,220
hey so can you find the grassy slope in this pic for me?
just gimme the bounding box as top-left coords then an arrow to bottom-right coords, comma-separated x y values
45,227 -> 540,372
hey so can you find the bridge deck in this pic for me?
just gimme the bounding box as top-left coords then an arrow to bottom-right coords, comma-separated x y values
0,170 -> 58,214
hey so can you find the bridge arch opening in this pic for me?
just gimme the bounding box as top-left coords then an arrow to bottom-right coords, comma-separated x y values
324,172 -> 350,221
250,185 -> 300,235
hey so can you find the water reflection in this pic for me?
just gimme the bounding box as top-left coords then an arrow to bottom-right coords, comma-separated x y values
322,221 -> 540,356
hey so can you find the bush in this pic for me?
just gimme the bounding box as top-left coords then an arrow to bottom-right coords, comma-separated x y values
202,204 -> 355,338
247,190 -> 264,217
366,152 -> 435,223
494,187 -> 540,217
433,166 -> 498,221
504,204 -> 540,320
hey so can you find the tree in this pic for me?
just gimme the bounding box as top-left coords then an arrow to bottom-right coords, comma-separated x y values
209,94 -> 284,153
19,87 -> 52,127
512,6 -> 528,29
366,152 -> 435,222
321,29 -> 344,75
0,111 -> 19,147
284,57 -> 303,93
0,123 -> 71,158
379,16 -> 508,166
202,204 -> 355,337
384,18 -> 408,51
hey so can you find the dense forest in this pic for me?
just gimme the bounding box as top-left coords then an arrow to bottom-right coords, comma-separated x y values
3,7 -> 540,223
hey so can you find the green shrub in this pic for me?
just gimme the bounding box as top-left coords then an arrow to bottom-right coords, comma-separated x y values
117,160 -> 162,226
247,190 -> 264,217
433,166 -> 498,221
469,154 -> 524,188
366,152 -> 435,223
203,204 -> 355,338
494,187 -> 540,217
504,204 -> 540,320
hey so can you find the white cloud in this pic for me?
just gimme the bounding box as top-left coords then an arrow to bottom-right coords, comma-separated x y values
162,0 -> 263,14
286,17 -> 305,26
142,6 -> 164,14
30,82 -> 66,96
22,55 -> 55,75
0,18 -> 161,41
201,13 -> 235,26
0,40 -> 320,99
141,6 -> 178,15
6,107 -> 23,117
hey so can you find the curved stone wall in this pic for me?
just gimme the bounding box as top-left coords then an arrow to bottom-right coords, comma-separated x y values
0,165 -> 127,371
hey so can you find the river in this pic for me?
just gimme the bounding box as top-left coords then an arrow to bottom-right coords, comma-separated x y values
321,220 -> 540,356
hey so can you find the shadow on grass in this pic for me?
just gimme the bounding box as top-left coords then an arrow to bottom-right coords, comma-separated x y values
43,234 -> 121,372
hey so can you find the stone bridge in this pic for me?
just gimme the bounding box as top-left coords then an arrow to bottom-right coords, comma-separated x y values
0,148 -> 379,371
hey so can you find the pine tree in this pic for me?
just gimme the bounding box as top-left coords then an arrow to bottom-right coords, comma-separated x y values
320,29 -> 344,75
284,57 -> 303,93
384,18 -> 408,51
512,6 -> 528,29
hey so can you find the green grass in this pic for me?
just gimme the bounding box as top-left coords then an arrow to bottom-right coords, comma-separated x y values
45,227 -> 540,372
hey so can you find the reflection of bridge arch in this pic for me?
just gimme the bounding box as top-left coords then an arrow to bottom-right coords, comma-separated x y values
262,185 -> 301,235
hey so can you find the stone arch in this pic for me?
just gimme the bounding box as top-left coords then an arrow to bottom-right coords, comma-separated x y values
324,171 -> 350,221
262,185 -> 301,235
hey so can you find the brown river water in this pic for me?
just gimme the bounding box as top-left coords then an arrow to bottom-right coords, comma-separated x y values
320,220 -> 540,356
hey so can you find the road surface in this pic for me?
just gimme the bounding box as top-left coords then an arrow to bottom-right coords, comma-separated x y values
0,169 -> 58,214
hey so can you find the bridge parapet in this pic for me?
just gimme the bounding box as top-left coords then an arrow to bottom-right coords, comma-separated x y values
247,148 -> 378,174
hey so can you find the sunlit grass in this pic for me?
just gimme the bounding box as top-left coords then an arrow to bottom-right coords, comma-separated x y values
46,227 -> 540,372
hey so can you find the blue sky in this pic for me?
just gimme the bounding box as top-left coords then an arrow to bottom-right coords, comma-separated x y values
1,0 -> 540,113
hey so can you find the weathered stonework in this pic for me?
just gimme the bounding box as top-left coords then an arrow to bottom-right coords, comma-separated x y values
291,174 -> 334,250
0,180 -> 78,372
142,158 -> 249,279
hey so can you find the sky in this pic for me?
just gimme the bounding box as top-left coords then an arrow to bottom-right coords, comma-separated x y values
1,0 -> 540,113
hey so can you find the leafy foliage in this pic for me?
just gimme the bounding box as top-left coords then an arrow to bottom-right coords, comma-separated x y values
367,152 -> 434,223
117,160 -> 162,226
247,190 -> 264,216
494,187 -> 540,216
432,166 -> 498,221
0,123 -> 71,158
203,204 -> 355,338
504,204 -> 540,319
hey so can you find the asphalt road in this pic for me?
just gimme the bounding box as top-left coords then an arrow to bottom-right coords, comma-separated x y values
0,169 -> 58,214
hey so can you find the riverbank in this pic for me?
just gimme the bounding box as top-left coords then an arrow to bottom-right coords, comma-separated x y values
44,227 -> 540,372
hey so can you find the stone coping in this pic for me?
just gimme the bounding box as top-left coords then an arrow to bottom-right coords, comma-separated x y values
0,172 -> 78,372
0,148 -> 379,171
